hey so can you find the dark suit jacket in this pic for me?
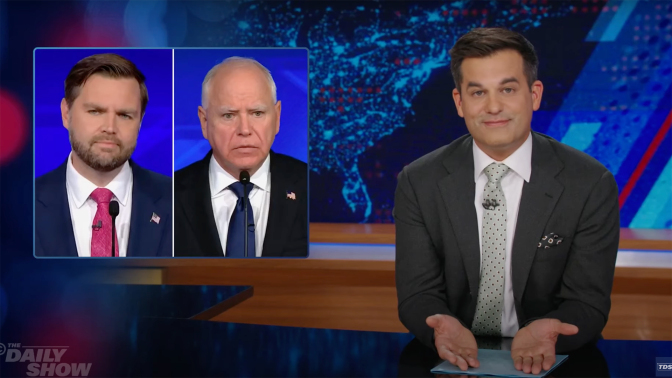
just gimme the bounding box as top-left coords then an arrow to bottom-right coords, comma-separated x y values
35,159 -> 173,257
174,150 -> 308,257
394,132 -> 619,353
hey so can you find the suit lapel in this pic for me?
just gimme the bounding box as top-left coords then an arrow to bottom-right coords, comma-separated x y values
127,161 -> 166,257
262,151 -> 300,257
179,153 -> 223,256
438,138 -> 481,300
36,160 -> 78,257
511,134 -> 564,308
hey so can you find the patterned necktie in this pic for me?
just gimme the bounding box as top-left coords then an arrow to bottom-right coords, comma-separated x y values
225,182 -> 256,257
90,188 -> 119,257
472,162 -> 510,336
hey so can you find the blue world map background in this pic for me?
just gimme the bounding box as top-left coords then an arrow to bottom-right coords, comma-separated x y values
8,0 -> 672,228
158,0 -> 668,227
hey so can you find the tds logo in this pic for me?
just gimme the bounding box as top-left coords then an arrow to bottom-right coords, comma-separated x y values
658,358 -> 672,377
0,343 -> 92,377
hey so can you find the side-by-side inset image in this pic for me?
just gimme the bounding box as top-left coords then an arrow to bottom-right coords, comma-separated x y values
173,48 -> 309,258
34,48 -> 173,257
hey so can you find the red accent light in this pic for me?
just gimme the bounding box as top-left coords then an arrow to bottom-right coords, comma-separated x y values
619,110 -> 672,208
0,90 -> 28,165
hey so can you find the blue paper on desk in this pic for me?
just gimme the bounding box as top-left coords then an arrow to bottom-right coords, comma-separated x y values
431,349 -> 568,377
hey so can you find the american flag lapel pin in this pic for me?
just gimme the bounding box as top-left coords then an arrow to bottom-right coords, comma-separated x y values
150,212 -> 161,224
286,191 -> 296,200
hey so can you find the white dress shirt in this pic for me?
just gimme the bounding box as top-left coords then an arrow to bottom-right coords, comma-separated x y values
473,133 -> 533,337
65,152 -> 133,257
209,154 -> 271,257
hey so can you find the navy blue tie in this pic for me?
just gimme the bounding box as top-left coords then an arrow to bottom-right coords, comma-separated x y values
225,182 -> 256,257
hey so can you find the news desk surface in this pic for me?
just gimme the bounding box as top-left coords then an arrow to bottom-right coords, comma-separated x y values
75,318 -> 672,377
2,280 -> 670,377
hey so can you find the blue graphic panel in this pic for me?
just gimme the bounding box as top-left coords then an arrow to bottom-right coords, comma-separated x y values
34,48 -> 173,177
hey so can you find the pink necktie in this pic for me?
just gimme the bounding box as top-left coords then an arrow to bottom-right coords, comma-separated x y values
90,188 -> 119,257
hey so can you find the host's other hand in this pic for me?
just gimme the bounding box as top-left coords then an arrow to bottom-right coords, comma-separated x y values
426,314 -> 480,371
511,318 -> 579,374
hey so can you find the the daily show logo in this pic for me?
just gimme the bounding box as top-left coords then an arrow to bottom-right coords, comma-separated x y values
0,343 -> 92,377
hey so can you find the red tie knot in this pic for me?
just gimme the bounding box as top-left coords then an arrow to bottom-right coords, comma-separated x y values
90,188 -> 114,204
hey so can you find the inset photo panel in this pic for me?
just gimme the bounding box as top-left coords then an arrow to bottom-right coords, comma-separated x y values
34,48 -> 173,258
173,48 -> 308,258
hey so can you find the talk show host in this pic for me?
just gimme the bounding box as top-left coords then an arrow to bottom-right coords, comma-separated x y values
394,28 -> 619,375
174,57 -> 307,257
35,54 -> 172,257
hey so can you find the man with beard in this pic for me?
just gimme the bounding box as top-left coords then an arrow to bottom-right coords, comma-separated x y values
35,53 -> 172,257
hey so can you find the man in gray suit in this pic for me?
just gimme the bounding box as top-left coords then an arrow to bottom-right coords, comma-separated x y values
394,28 -> 619,375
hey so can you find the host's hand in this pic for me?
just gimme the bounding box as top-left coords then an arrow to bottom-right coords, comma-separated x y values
511,319 -> 579,374
426,314 -> 479,371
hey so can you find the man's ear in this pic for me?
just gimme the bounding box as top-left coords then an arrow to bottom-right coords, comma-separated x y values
198,106 -> 208,140
452,88 -> 464,118
61,98 -> 70,129
274,100 -> 281,135
531,80 -> 544,111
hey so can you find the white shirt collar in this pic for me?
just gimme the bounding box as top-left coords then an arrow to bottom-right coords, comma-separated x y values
65,151 -> 133,208
473,132 -> 532,183
209,153 -> 271,198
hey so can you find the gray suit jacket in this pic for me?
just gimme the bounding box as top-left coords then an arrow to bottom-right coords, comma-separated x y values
394,132 -> 619,353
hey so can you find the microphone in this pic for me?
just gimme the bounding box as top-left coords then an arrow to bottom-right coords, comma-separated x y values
109,200 -> 119,257
92,220 -> 102,231
239,171 -> 251,258
482,198 -> 500,210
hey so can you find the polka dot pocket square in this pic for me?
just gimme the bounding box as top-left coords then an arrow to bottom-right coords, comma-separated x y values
538,233 -> 564,249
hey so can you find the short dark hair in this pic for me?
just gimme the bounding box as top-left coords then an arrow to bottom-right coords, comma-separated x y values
449,28 -> 539,91
64,53 -> 148,115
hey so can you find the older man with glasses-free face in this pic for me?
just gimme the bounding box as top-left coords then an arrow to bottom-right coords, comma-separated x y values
175,57 -> 307,258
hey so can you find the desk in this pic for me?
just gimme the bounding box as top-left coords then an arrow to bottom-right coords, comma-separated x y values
4,317 -> 665,377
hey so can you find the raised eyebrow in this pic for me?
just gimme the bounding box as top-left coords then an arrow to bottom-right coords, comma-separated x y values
82,103 -> 107,111
500,77 -> 520,85
217,107 -> 239,113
